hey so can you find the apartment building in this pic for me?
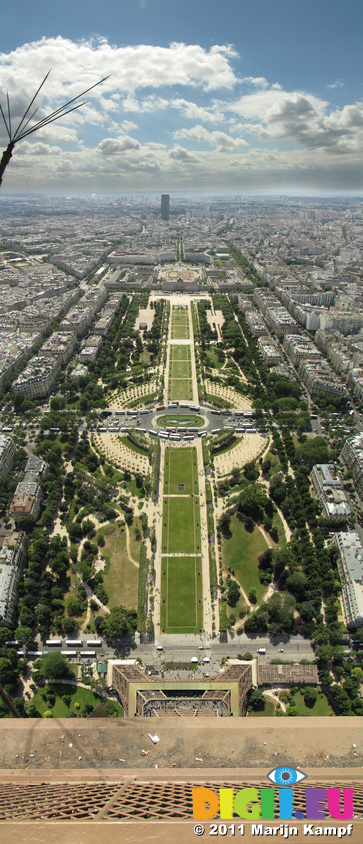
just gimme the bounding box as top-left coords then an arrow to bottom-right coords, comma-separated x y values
9,482 -> 42,522
0,531 -> 28,627
0,435 -> 16,486
79,334 -> 103,362
245,310 -> 268,336
40,331 -> 77,366
283,333 -> 322,366
265,306 -> 300,336
257,336 -> 282,366
341,434 -> 363,499
311,463 -> 351,523
59,306 -> 94,337
12,355 -> 61,400
333,532 -> 363,627
298,358 -> 347,399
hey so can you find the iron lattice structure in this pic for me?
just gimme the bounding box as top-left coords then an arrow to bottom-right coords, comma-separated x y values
0,71 -> 109,186
0,776 -> 362,821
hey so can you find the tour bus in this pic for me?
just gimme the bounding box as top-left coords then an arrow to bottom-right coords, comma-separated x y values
211,410 -> 221,415
127,410 -> 138,416
159,432 -> 169,439
156,405 -> 165,411
86,640 -> 102,647
211,428 -> 221,434
170,434 -> 181,441
5,640 -> 19,647
235,411 -> 244,417
257,648 -> 266,654
98,426 -> 107,432
184,434 -> 194,441
198,431 -> 207,437
61,651 -> 77,657
149,429 -> 158,436
45,639 -> 62,647
139,409 -> 149,415
65,639 -> 82,648
115,410 -> 125,415
80,651 -> 96,657
189,405 -> 200,412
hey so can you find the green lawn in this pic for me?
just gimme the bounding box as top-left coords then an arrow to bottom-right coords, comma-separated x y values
221,515 -> 269,603
160,555 -> 203,633
158,414 -> 203,429
248,699 -> 276,717
272,510 -> 287,548
293,690 -> 334,716
205,349 -> 225,369
164,447 -> 199,495
119,436 -> 148,455
168,377 -> 193,400
32,683 -> 123,717
170,345 -> 191,362
169,359 -> 192,379
101,520 -> 139,609
162,496 -> 201,553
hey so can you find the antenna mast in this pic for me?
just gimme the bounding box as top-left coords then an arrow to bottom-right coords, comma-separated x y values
0,71 -> 110,187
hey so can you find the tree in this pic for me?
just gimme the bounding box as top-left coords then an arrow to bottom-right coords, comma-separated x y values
303,687 -> 318,708
40,652 -> 72,680
103,606 -> 137,639
248,689 -> 265,711
286,571 -> 308,600
227,580 -> 241,608
219,512 -> 231,538
14,625 -> 33,646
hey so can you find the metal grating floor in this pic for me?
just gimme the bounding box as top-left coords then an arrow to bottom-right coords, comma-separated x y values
0,780 -> 362,821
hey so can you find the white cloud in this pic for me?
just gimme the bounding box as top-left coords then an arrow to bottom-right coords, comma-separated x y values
0,37 -> 239,102
174,124 -> 247,150
171,98 -> 223,123
121,120 -> 139,132
98,136 -> 140,155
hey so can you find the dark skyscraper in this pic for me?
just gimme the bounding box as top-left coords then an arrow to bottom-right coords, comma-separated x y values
161,194 -> 169,221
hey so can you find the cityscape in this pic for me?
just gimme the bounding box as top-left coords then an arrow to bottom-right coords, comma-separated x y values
0,191 -> 362,726
0,0 -> 363,837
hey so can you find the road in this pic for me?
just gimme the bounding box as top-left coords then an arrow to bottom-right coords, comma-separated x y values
36,633 -> 315,676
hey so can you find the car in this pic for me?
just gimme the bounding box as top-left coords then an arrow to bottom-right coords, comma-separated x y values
279,648 -> 284,652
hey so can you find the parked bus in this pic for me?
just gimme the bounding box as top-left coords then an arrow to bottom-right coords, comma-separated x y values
45,639 -> 62,647
65,639 -> 82,648
80,651 -> 96,657
61,650 -> 77,657
156,405 -> 165,411
189,405 -> 200,412
211,410 -> 221,415
198,431 -> 207,437
149,429 -> 157,436
211,428 -> 221,434
86,640 -> 102,647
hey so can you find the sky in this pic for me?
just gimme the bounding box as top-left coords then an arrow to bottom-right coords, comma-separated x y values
0,0 -> 362,194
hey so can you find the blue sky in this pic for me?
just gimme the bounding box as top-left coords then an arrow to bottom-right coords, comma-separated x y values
1,0 -> 362,192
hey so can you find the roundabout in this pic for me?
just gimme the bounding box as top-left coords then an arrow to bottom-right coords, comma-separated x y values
156,414 -> 204,428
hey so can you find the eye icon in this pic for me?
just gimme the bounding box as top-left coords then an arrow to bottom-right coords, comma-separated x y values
267,767 -> 307,786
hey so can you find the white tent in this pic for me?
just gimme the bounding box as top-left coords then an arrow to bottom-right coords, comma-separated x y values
190,657 -> 198,663
203,656 -> 211,663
